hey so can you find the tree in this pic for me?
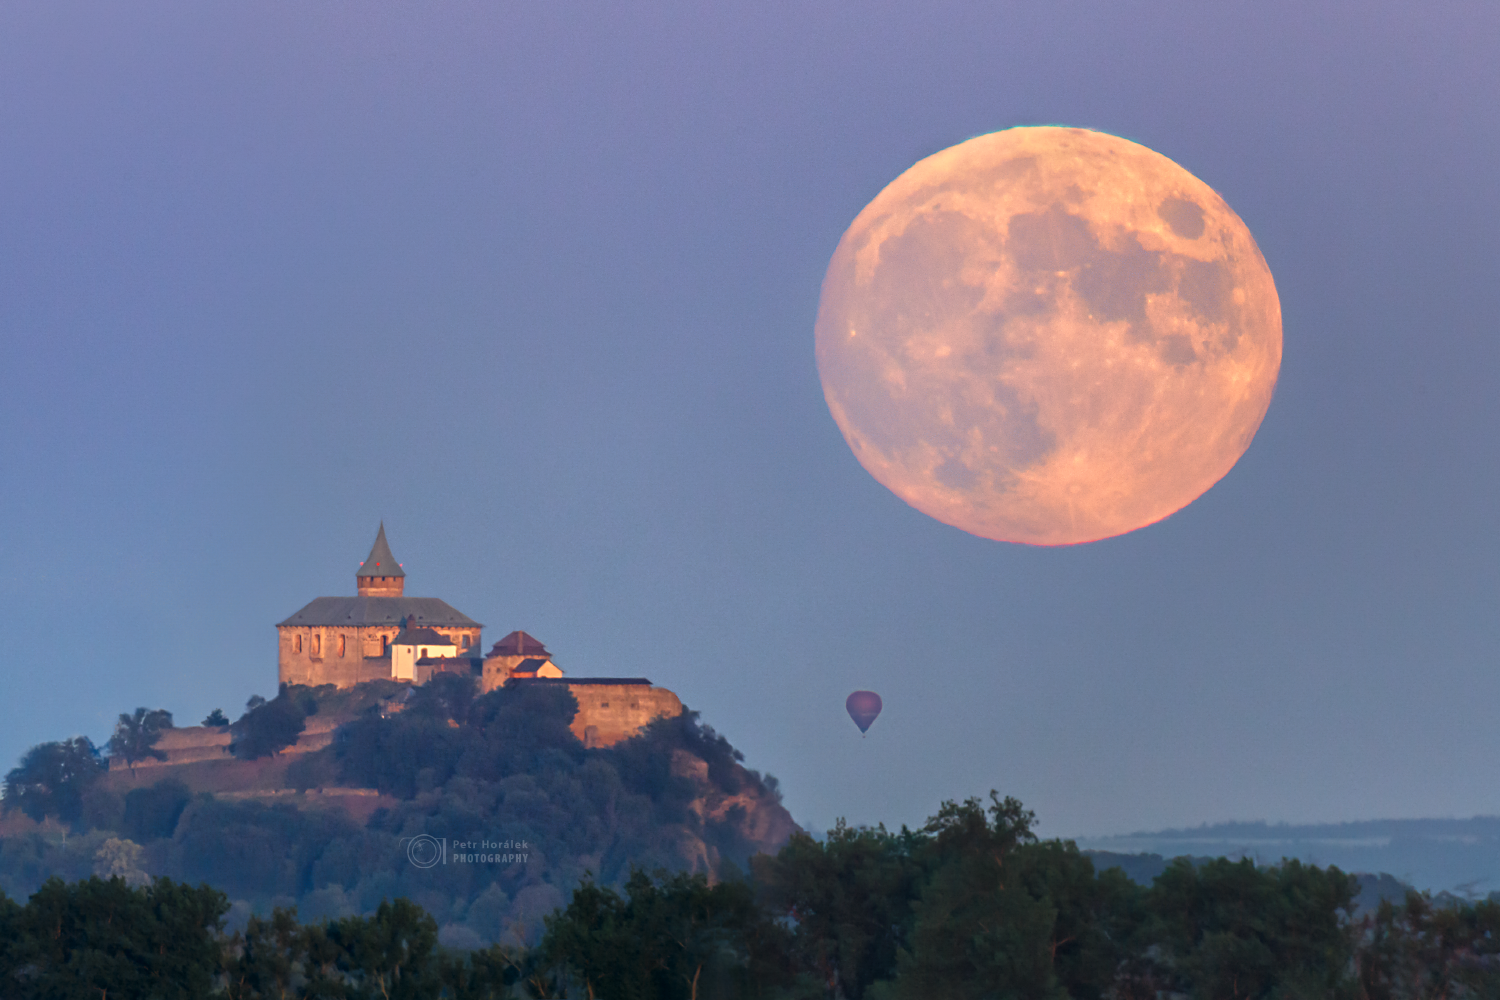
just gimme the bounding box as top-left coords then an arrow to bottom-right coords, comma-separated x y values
871,794 -> 1066,1000
202,708 -> 230,727
93,837 -> 150,886
753,820 -> 923,999
107,707 -> 174,773
121,777 -> 193,841
1147,856 -> 1358,1000
407,671 -> 480,725
232,689 -> 310,759
1,736 -> 105,823
330,897 -> 441,999
537,868 -> 798,1000
1356,889 -> 1500,1000
221,906 -> 302,1000
7,876 -> 227,999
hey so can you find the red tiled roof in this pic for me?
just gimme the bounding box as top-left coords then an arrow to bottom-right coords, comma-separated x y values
487,630 -> 549,657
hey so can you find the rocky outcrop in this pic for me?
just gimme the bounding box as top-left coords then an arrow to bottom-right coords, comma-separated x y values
668,749 -> 799,878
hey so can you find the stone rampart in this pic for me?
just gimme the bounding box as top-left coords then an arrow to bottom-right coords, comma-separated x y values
108,726 -> 231,771
508,679 -> 684,748
107,715 -> 349,772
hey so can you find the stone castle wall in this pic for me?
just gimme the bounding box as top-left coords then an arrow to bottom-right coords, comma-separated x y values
108,717 -> 345,772
278,625 -> 480,689
280,650 -> 396,688
106,725 -> 234,770
557,682 -> 684,748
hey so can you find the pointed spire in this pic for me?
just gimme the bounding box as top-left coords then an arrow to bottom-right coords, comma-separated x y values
357,522 -> 405,596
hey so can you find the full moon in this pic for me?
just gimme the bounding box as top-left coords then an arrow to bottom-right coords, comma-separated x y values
816,127 -> 1281,545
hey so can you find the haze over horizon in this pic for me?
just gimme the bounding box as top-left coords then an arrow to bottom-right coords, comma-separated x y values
2,2 -> 1498,841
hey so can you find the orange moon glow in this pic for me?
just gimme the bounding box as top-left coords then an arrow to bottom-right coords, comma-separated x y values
816,127 -> 1282,545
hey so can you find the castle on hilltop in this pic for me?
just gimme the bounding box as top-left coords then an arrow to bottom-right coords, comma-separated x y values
277,523 -> 482,688
275,525 -> 682,747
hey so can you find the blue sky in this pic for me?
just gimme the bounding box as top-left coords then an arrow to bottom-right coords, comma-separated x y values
1,2 -> 1497,838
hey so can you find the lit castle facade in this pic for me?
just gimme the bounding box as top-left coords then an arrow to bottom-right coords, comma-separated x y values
276,525 -> 681,747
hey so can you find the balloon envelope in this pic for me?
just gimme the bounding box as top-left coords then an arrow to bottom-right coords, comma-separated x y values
846,691 -> 883,733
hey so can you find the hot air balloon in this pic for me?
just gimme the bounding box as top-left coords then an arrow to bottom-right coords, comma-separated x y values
846,691 -> 882,735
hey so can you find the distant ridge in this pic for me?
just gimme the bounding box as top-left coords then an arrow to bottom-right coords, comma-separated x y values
1076,817 -> 1500,893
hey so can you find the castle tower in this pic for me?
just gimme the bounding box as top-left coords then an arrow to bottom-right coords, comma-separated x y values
356,522 -> 406,597
279,523 -> 481,688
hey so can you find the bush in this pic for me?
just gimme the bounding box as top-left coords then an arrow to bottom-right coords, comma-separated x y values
232,688 -> 314,759
121,779 -> 192,842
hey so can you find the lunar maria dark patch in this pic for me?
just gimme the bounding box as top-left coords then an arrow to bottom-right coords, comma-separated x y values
1157,197 -> 1206,239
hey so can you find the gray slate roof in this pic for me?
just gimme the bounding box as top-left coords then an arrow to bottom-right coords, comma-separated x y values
357,523 -> 405,579
510,657 -> 552,673
278,597 -> 481,628
392,625 -> 453,646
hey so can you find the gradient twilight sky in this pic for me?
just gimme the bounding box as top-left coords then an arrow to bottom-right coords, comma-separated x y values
2,3 -> 1497,840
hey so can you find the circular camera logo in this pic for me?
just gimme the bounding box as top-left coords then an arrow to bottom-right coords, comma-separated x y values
406,835 -> 445,869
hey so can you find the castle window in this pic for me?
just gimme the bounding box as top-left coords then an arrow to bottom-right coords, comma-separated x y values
338,635 -> 346,658
601,702 -> 610,708
312,633 -> 321,656
382,636 -> 389,654
294,634 -> 302,653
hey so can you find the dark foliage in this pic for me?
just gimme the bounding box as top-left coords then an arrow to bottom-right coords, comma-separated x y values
219,897 -> 522,999
1,737 -> 105,824
0,877 -> 520,999
408,672 -> 481,725
1145,855 -> 1359,999
175,797 -> 364,901
203,709 -> 230,727
758,792 -> 1362,1000
536,867 -> 802,1000
336,680 -> 583,797
753,820 -> 922,999
121,777 -> 194,842
233,686 -> 315,759
1356,890 -> 1500,1000
0,876 -> 227,999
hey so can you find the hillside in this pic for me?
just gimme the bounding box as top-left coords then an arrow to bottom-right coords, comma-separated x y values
1078,817 -> 1500,894
0,677 -> 797,948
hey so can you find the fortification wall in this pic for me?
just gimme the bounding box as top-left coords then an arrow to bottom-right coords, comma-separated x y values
567,684 -> 684,748
280,649 -> 396,688
108,716 -> 345,772
108,726 -> 231,771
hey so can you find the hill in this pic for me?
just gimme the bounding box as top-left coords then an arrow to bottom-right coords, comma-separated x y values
1078,817 -> 1500,894
0,677 -> 796,948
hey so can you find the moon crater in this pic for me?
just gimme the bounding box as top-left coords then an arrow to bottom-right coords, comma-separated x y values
816,127 -> 1281,545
